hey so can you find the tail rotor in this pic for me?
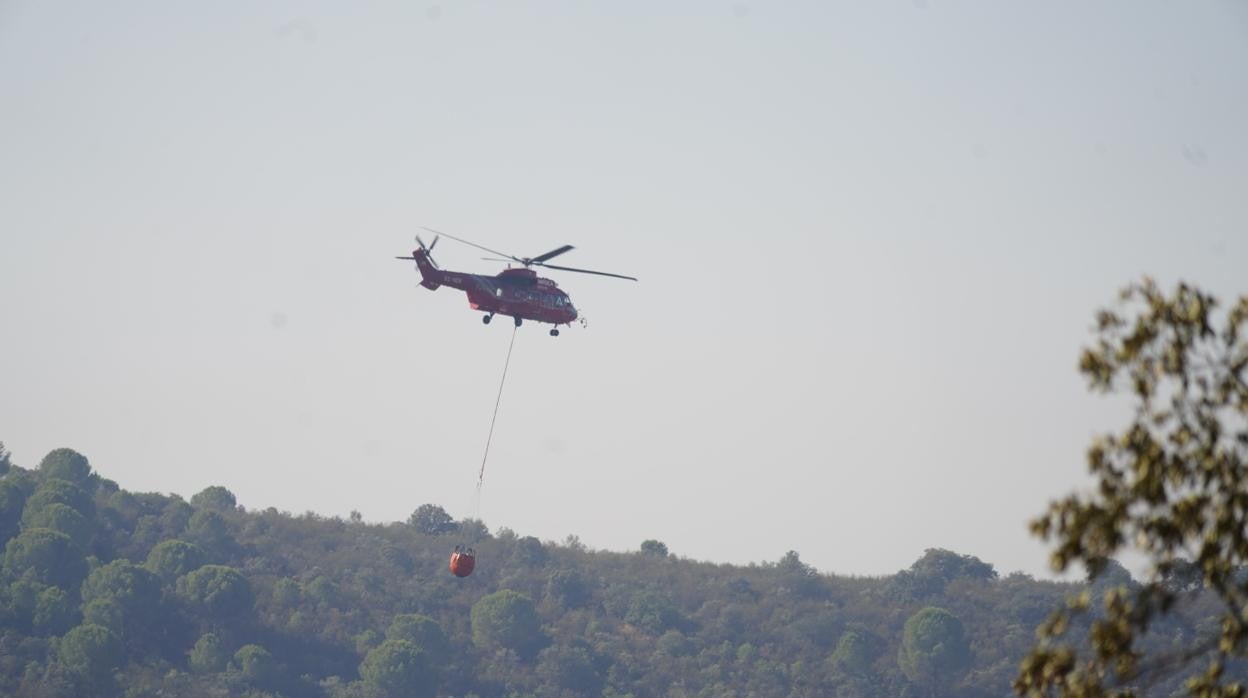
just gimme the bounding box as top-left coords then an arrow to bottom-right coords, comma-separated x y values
415,234 -> 440,268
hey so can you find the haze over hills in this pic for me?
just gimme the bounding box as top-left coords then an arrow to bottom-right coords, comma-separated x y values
0,443 -> 1226,697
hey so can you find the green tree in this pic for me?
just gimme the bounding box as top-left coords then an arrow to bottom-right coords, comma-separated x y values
359,639 -> 436,698
546,569 -> 591,609
144,539 -> 206,583
233,644 -> 277,685
898,607 -> 970,694
893,548 -> 997,598
407,504 -> 457,535
830,628 -> 874,676
80,560 -> 162,643
176,565 -> 254,619
81,597 -> 124,636
23,503 -> 90,549
1016,281 -> 1248,696
0,441 -> 11,476
3,527 -> 87,588
186,509 -> 234,558
33,586 -> 77,636
625,590 -> 681,634
21,478 -> 93,524
0,479 -> 29,544
536,642 -> 604,695
776,550 -> 821,598
190,486 -> 237,512
58,623 -> 123,688
471,589 -> 544,658
640,539 -> 669,557
386,614 -> 450,663
272,577 -> 302,610
38,448 -> 92,486
189,632 -> 228,674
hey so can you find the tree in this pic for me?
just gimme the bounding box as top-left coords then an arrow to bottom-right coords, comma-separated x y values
830,628 -> 874,676
3,528 -> 87,589
470,589 -> 544,658
0,441 -> 11,476
38,448 -> 91,486
407,504 -> 457,535
33,586 -> 77,636
144,539 -> 206,583
80,560 -> 162,644
23,503 -> 91,550
176,565 -> 254,619
776,550 -> 822,598
640,539 -> 669,557
57,623 -> 123,688
0,479 -> 29,544
186,510 -> 234,559
898,607 -> 970,694
386,614 -> 450,664
535,642 -> 604,695
1016,280 -> 1248,696
233,644 -> 277,685
359,639 -> 436,698
190,486 -> 237,512
625,590 -> 681,634
894,549 -> 997,598
546,569 -> 591,609
21,478 -> 93,523
189,632 -> 228,674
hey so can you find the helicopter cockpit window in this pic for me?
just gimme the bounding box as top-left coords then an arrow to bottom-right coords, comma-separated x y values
495,288 -> 502,297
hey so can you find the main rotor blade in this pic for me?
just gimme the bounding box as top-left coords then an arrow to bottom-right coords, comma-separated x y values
536,262 -> 638,281
530,245 -> 574,264
422,227 -> 520,263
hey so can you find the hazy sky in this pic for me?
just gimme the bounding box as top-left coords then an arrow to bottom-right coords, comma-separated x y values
2,1 -> 1245,578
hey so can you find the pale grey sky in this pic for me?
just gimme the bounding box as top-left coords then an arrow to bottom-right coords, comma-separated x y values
2,1 -> 1245,578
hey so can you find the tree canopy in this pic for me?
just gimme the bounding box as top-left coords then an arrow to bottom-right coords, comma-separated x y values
1016,280 -> 1248,696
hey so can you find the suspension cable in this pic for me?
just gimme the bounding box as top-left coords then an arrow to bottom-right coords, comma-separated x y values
477,324 -> 518,495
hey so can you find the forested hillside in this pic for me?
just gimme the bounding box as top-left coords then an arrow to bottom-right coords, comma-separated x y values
0,444 -> 1224,697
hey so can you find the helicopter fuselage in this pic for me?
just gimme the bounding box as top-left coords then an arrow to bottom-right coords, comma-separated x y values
408,248 -> 577,326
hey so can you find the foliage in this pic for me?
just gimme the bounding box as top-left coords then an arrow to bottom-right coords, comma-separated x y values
58,623 -> 123,686
38,448 -> 92,487
359,639 -> 436,698
471,589 -> 544,658
80,560 -> 162,644
23,502 -> 91,549
407,503 -> 457,535
144,539 -> 206,582
0,478 -> 27,543
176,564 -> 253,618
189,633 -> 228,674
830,627 -> 875,676
234,643 -> 277,684
1016,280 -> 1248,696
898,606 -> 971,692
3,527 -> 87,588
190,486 -> 237,512
385,614 -> 449,663
0,431 -> 1235,697
22,478 -> 94,524
34,586 -> 78,636
640,539 -> 669,557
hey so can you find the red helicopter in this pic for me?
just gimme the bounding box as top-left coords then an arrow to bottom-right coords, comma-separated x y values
397,228 -> 637,336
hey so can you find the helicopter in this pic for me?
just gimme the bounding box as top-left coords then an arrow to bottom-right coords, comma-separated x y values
397,227 -> 637,336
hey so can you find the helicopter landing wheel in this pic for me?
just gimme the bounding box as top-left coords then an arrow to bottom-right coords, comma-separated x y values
550,328 -> 560,337
482,314 -> 493,325
514,316 -> 523,328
